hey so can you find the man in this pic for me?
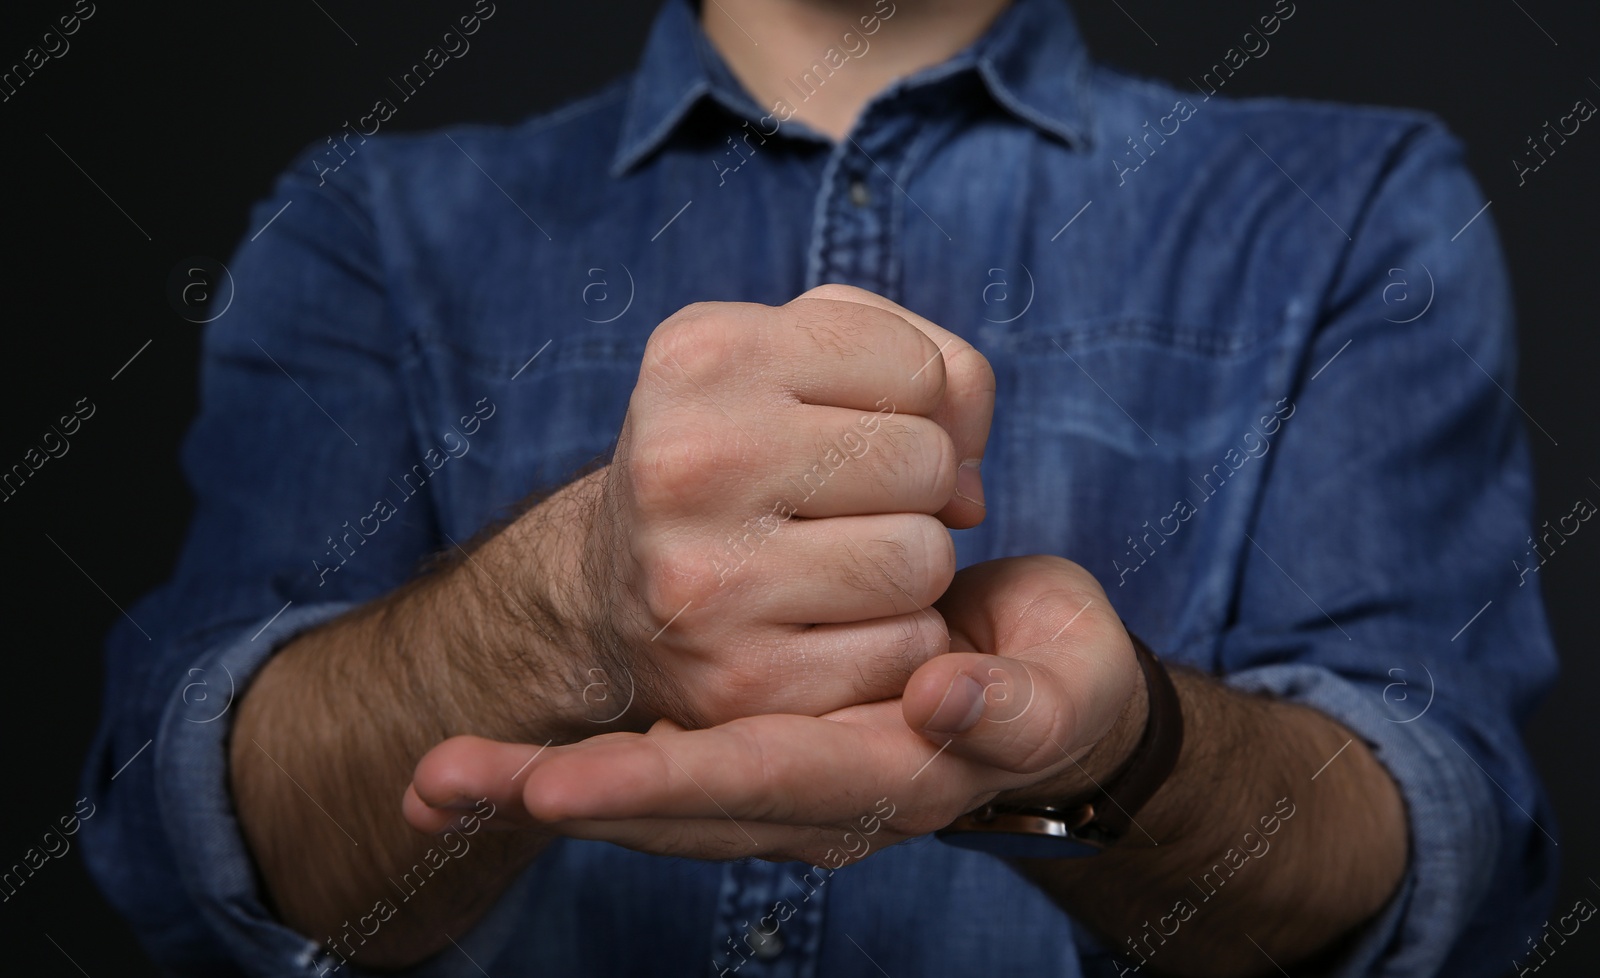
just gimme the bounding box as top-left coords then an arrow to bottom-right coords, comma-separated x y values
82,0 -> 1558,975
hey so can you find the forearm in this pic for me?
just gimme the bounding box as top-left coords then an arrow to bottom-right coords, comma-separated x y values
229,480 -> 601,968
1015,670 -> 1408,977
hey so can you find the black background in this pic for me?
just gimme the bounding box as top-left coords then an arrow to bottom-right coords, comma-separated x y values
1,1 -> 1595,974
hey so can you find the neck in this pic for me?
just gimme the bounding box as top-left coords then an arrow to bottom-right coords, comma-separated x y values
702,0 -> 1012,140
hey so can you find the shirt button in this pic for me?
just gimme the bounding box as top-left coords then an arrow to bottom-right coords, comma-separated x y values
747,923 -> 784,960
849,178 -> 870,207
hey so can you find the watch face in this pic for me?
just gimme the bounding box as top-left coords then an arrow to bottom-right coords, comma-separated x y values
935,828 -> 1103,860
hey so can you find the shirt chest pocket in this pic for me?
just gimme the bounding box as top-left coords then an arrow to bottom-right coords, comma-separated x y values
981,316 -> 1276,450
970,316 -> 1290,642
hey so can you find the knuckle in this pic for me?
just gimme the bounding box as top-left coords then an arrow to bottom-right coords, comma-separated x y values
1051,556 -> 1108,600
625,426 -> 717,515
947,342 -> 997,397
854,613 -> 945,699
634,537 -> 722,625
904,334 -> 948,401
867,419 -> 956,510
841,517 -> 952,611
644,302 -> 747,384
841,535 -> 910,604
904,515 -> 957,603
797,283 -> 877,305
795,313 -> 869,360
987,672 -> 1074,775
920,423 -> 960,505
734,722 -> 778,791
885,614 -> 933,677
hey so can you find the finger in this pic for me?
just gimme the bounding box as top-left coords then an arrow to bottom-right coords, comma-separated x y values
520,708 -> 957,826
697,609 -> 947,718
716,511 -> 955,712
405,734 -> 632,833
772,296 -> 950,416
669,612 -> 949,720
900,557 -> 1137,776
769,406 -> 958,519
798,285 -> 995,528
744,513 -> 955,623
645,298 -> 949,419
792,611 -> 950,707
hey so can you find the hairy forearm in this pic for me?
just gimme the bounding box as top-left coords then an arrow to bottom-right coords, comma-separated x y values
229,481 -> 602,969
1015,671 -> 1408,977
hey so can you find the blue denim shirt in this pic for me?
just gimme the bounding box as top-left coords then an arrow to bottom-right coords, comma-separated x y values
81,0 -> 1559,975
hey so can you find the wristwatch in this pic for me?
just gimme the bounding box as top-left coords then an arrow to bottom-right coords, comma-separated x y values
935,628 -> 1184,859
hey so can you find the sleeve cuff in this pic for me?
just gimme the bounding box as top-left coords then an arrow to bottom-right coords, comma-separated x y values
1224,663 -> 1500,977
153,601 -> 360,977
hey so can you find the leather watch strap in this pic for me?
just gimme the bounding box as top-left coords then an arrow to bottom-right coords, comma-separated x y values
936,626 -> 1184,853
1073,629 -> 1184,842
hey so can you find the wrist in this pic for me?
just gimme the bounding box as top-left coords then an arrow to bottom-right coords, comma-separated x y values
419,475 -> 610,742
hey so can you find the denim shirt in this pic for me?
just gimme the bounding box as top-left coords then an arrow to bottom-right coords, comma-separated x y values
80,0 -> 1559,975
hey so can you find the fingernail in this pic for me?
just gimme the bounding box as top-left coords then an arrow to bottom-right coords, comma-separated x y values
925,674 -> 985,734
954,459 -> 985,509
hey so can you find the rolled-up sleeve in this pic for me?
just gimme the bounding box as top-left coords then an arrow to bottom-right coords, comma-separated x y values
78,142 -> 442,977
1223,664 -> 1503,976
1215,122 -> 1559,976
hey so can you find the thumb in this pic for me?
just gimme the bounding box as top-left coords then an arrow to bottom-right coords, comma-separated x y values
904,556 -> 1140,779
902,651 -> 1090,777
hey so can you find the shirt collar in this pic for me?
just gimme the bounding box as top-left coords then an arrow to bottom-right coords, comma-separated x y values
610,0 -> 1094,177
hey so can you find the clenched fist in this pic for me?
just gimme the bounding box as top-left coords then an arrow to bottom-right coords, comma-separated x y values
570,284 -> 995,727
